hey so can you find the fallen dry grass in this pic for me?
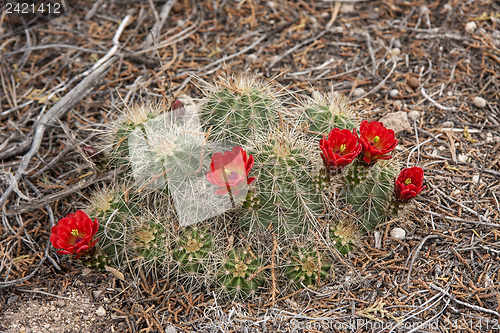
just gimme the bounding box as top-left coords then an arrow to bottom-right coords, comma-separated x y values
1,0 -> 499,332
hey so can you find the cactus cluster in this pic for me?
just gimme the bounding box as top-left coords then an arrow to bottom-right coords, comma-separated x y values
52,74 -> 425,299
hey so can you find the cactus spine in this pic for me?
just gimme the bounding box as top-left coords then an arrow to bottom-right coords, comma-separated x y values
74,74 -> 423,299
285,247 -> 331,289
172,227 -> 213,275
217,247 -> 265,297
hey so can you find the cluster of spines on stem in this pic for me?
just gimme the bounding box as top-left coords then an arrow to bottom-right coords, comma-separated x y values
241,128 -> 323,234
217,247 -> 265,297
296,91 -> 359,139
200,75 -> 281,145
284,246 -> 332,289
343,159 -> 399,230
172,227 -> 213,275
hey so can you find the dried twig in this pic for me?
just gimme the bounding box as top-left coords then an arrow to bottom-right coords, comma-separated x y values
142,0 -> 178,48
0,58 -> 116,208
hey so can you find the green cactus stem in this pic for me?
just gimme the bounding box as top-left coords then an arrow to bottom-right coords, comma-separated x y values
172,227 -> 213,275
285,247 -> 331,289
217,248 -> 265,297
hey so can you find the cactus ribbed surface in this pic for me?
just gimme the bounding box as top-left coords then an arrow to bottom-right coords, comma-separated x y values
285,247 -> 331,289
70,75 -> 423,298
217,248 -> 265,297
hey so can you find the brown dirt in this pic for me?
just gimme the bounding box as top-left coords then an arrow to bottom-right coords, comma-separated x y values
1,0 -> 499,332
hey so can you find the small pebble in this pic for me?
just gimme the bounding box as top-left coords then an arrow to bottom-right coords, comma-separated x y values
393,39 -> 402,48
341,3 -> 355,13
55,300 -> 65,308
332,26 -> 344,34
457,154 -> 468,163
353,87 -> 365,98
95,306 -> 106,317
408,110 -> 420,121
437,146 -> 447,151
451,189 -> 461,196
92,290 -> 103,299
473,96 -> 487,108
494,136 -> 500,143
172,1 -> 183,12
247,54 -> 258,63
389,89 -> 399,98
486,133 -> 494,143
165,326 -> 177,333
407,77 -> 420,90
442,121 -> 454,128
391,47 -> 401,57
390,227 -> 406,240
472,174 -> 481,183
465,21 -> 477,33
7,295 -> 19,306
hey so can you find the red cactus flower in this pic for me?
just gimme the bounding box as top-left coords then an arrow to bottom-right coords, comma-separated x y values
320,128 -> 361,170
206,146 -> 255,196
358,120 -> 398,164
394,167 -> 426,202
50,210 -> 99,259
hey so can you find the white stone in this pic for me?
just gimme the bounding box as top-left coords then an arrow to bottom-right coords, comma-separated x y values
451,189 -> 461,196
494,136 -> 500,143
408,111 -> 420,121
472,174 -> 483,183
442,121 -> 454,128
390,227 -> 406,240
389,89 -> 399,98
332,26 -> 344,34
393,40 -> 401,48
353,87 -> 365,98
341,3 -> 355,13
486,133 -> 494,143
391,48 -> 401,56
378,111 -> 411,133
465,21 -> 477,33
165,326 -> 177,333
95,306 -> 106,317
473,96 -> 487,108
247,54 -> 258,63
457,154 -> 468,163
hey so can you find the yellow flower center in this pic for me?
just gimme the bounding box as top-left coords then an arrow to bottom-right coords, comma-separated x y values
373,136 -> 380,143
71,229 -> 79,236
404,178 -> 412,185
339,144 -> 346,153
